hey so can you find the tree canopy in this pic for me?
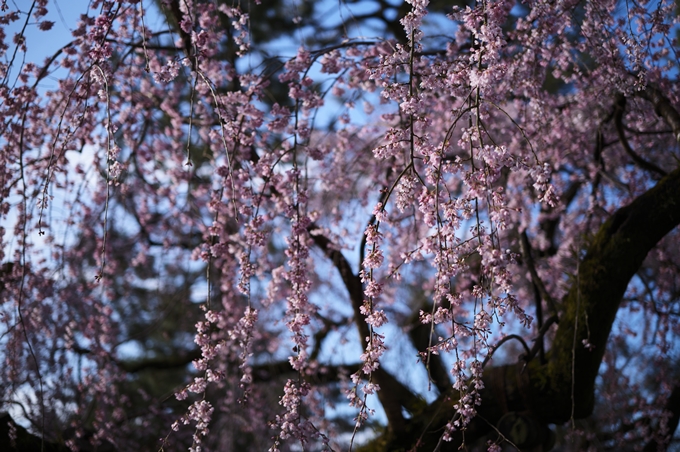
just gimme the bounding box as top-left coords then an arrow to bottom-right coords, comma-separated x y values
1,0 -> 679,451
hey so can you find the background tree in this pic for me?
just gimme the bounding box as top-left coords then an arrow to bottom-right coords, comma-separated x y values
1,0 -> 679,451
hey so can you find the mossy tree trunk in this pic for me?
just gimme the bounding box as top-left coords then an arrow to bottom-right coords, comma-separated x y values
359,166 -> 680,451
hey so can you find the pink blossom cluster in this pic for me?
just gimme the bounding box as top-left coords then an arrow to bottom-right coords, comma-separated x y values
1,0 -> 679,449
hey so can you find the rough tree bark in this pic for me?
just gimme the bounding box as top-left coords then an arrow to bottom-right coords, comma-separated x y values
352,165 -> 680,450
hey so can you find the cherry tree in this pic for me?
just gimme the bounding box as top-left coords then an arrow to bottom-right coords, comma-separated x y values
1,0 -> 679,450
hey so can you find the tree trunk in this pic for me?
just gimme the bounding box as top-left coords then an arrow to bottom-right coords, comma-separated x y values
360,166 -> 680,451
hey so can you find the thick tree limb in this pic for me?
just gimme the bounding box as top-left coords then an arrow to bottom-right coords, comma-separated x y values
361,165 -> 680,451
538,180 -> 581,257
407,305 -> 452,395
253,360 -> 426,413
311,227 -> 418,431
250,361 -> 361,384
118,350 -> 363,386
164,0 -> 195,68
0,413 -> 68,452
524,315 -> 559,363
637,85 -> 680,144
117,349 -> 201,373
545,165 -> 680,421
613,94 -> 668,177
309,315 -> 346,361
520,230 -> 559,317
250,359 -> 425,414
642,381 -> 680,452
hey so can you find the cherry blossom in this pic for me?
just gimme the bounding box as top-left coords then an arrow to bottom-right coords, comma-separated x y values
1,0 -> 679,450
